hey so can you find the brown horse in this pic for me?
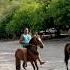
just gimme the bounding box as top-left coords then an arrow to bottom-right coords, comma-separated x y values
15,36 -> 44,70
64,43 -> 70,70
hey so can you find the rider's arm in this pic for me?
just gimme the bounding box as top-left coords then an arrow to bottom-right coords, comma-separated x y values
19,35 -> 24,44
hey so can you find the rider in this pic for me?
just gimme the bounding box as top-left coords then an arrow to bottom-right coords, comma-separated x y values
19,27 -> 45,66
19,28 -> 31,48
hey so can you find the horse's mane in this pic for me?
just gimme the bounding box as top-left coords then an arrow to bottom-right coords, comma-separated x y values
29,37 -> 34,44
26,36 -> 38,55
29,36 -> 38,45
24,37 -> 34,48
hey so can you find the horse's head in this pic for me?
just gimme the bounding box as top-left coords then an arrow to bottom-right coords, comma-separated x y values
29,35 -> 44,48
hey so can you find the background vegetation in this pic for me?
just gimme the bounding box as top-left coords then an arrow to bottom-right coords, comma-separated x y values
0,0 -> 70,39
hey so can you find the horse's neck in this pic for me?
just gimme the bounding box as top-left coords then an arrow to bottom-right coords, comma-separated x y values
28,44 -> 37,50
29,39 -> 37,46
29,37 -> 38,50
26,42 -> 37,53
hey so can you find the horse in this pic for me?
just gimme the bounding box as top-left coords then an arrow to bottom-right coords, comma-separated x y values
15,35 -> 44,70
64,43 -> 70,70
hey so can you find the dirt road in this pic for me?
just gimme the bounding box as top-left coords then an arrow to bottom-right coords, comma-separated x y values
0,38 -> 70,70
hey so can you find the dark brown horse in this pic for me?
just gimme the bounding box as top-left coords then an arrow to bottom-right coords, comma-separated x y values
64,43 -> 70,70
15,36 -> 44,70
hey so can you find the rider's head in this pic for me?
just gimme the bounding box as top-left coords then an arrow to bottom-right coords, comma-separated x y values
24,28 -> 29,34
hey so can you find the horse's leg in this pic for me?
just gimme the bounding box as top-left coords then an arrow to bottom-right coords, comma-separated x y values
22,57 -> 27,70
15,58 -> 20,70
65,56 -> 69,70
64,51 -> 69,70
23,62 -> 27,67
31,61 -> 35,70
22,62 -> 27,70
37,55 -> 45,65
34,61 -> 38,70
22,48 -> 27,70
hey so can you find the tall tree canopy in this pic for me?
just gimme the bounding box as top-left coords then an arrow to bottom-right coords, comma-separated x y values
0,0 -> 70,39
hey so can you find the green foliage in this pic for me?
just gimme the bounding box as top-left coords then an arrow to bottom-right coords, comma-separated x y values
6,2 -> 45,36
0,1 -> 18,39
0,0 -> 70,39
46,0 -> 70,27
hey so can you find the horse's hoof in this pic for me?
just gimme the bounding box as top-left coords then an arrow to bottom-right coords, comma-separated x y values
24,68 -> 26,70
25,64 -> 27,67
23,63 -> 27,67
23,66 -> 26,70
40,62 -> 45,65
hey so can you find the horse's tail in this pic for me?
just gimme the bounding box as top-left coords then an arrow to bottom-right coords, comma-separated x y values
15,57 -> 20,70
64,43 -> 70,69
64,43 -> 70,51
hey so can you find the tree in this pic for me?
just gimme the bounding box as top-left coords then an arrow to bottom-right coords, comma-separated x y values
5,1 -> 45,37
46,0 -> 70,29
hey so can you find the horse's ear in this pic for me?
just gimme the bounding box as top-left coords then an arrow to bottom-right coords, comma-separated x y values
33,32 -> 38,37
35,35 -> 40,38
32,34 -> 37,37
37,35 -> 40,37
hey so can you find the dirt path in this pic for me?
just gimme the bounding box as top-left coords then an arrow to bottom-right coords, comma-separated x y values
0,38 -> 70,70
